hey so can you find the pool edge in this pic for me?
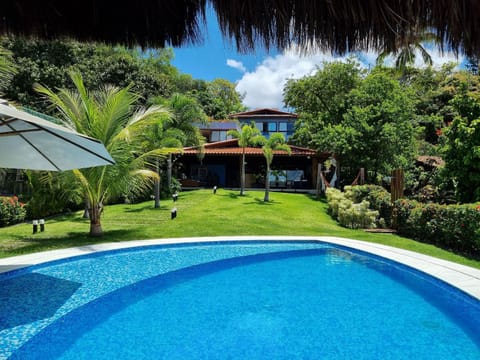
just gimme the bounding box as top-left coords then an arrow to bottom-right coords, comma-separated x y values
1,235 -> 480,300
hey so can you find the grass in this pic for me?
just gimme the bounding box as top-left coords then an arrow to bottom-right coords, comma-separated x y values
0,189 -> 479,269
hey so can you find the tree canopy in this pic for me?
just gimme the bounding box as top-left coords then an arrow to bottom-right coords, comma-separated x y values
285,62 -> 417,183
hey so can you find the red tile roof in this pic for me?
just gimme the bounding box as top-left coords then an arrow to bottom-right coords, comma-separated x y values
183,139 -> 317,157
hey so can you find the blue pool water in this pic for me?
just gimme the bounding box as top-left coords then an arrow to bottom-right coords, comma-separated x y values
1,241 -> 480,359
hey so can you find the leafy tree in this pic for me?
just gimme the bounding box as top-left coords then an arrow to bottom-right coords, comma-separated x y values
287,66 -> 417,183
442,83 -> 480,202
262,133 -> 291,202
35,71 -> 171,236
195,79 -> 246,119
337,71 -> 417,181
284,60 -> 363,146
228,122 -> 265,195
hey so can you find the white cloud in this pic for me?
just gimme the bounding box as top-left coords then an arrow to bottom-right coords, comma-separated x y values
226,59 -> 247,73
235,47 -> 337,109
234,46 -> 464,110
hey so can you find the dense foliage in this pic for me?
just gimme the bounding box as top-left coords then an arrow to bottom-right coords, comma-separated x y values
285,62 -> 417,184
0,38 -> 245,119
442,82 -> 480,202
285,59 -> 480,205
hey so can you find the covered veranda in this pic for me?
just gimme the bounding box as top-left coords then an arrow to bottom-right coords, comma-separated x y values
178,139 -> 329,190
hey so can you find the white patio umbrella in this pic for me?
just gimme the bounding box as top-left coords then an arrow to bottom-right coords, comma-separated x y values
0,100 -> 115,171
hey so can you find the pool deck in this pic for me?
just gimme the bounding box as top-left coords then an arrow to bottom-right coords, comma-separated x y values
1,236 -> 480,300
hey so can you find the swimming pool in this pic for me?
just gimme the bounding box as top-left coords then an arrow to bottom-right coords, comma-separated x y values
1,239 -> 480,359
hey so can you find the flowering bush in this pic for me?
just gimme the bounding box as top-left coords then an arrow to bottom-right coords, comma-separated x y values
0,196 -> 27,227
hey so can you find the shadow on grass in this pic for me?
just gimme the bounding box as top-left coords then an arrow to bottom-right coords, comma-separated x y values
123,204 -> 161,213
46,214 -> 89,224
217,192 -> 245,200
0,229 -> 139,258
304,193 -> 327,203
244,198 -> 279,205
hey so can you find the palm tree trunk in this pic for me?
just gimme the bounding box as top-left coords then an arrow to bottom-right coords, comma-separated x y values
89,202 -> 103,237
154,158 -> 160,208
264,164 -> 270,202
167,154 -> 172,190
240,151 -> 246,196
83,197 -> 90,219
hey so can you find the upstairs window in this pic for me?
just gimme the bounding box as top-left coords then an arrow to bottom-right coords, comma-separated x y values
268,122 -> 277,132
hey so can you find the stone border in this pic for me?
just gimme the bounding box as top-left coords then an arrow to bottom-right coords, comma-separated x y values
1,236 -> 479,300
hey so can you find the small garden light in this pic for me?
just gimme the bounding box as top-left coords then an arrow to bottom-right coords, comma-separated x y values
32,220 -> 38,234
39,219 -> 45,232
171,208 -> 177,220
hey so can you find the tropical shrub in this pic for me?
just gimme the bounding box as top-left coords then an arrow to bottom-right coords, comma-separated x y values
344,185 -> 392,227
0,196 -> 26,227
24,171 -> 83,219
326,188 -> 379,229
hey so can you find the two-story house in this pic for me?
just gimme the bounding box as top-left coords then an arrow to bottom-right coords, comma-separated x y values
178,108 -> 327,190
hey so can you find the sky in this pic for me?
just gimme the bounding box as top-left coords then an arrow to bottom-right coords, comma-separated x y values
172,8 -> 466,110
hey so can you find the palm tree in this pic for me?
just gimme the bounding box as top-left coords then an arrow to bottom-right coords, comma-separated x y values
139,122 -> 184,208
376,27 -> 439,72
36,71 -> 172,236
0,46 -> 16,90
228,122 -> 264,195
151,93 -> 206,189
262,133 -> 291,202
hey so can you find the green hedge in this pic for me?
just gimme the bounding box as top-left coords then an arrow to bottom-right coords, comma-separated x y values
395,199 -> 480,255
0,196 -> 27,227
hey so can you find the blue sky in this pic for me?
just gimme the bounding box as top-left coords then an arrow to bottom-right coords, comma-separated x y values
171,8 -> 278,83
171,8 -> 465,110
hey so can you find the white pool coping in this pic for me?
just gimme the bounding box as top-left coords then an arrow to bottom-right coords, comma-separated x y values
1,236 -> 480,301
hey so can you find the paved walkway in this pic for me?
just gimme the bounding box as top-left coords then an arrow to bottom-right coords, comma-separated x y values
1,236 -> 479,300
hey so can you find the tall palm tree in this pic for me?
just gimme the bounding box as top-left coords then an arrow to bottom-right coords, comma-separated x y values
228,122 -> 264,195
376,27 -> 439,72
35,71 -> 172,236
262,133 -> 291,202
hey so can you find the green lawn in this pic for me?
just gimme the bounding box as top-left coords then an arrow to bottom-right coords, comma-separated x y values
1,189 -> 479,269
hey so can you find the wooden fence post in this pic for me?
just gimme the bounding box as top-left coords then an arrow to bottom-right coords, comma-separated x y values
316,164 -> 322,198
390,168 -> 404,229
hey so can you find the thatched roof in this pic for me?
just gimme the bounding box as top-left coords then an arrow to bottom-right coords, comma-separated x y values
2,1 -> 480,55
